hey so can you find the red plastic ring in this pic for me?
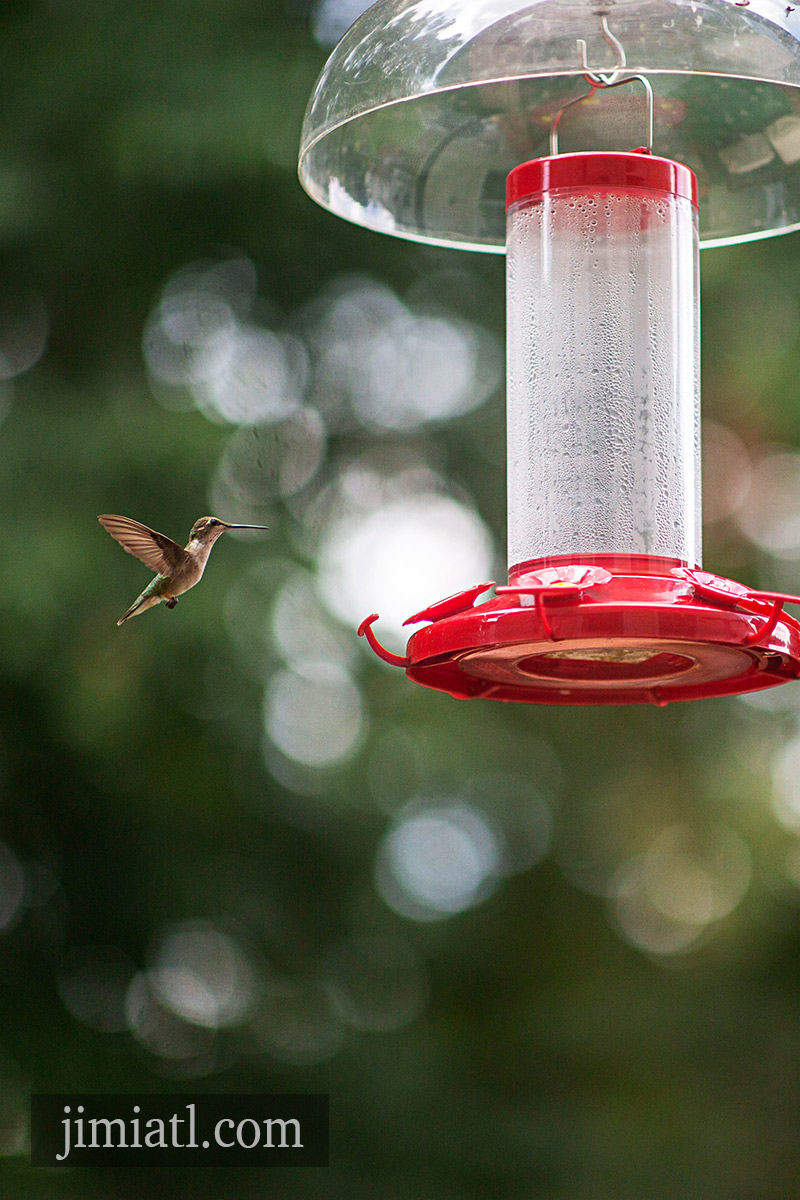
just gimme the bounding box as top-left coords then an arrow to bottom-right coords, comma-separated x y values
506,152 -> 698,210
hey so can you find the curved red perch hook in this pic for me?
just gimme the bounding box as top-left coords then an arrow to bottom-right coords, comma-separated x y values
742,599 -> 784,646
494,587 -> 579,640
534,592 -> 555,640
495,586 -> 557,639
741,590 -> 800,646
358,614 -> 410,668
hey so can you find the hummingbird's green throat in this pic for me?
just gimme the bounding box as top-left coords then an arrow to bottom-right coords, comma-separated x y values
98,514 -> 268,625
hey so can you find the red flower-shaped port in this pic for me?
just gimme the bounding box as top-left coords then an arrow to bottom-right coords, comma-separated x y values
497,564 -> 613,597
495,565 -> 612,638
671,567 -> 751,606
403,582 -> 495,627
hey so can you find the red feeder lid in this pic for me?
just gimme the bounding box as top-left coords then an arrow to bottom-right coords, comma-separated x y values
506,152 -> 699,209
359,556 -> 800,707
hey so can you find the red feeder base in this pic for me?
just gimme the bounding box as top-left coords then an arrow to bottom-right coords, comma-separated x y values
358,556 -> 800,706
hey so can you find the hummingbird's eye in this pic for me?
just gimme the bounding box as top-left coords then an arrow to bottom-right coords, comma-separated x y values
208,519 -> 219,526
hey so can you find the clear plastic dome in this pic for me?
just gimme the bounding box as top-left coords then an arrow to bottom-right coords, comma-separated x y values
298,0 -> 800,250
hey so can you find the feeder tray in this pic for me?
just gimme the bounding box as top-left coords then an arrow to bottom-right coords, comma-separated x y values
359,558 -> 800,706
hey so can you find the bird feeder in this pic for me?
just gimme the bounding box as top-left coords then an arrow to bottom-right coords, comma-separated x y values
299,0 -> 800,705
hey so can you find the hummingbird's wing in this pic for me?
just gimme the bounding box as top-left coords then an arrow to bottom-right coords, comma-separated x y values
98,515 -> 189,575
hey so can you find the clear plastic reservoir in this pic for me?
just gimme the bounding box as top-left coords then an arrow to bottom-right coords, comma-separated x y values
506,152 -> 700,572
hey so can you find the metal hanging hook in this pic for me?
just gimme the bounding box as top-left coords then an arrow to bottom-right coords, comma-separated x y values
549,16 -> 655,157
579,15 -> 627,85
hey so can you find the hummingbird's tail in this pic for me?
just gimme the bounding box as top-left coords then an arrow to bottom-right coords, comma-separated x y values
117,590 -> 164,625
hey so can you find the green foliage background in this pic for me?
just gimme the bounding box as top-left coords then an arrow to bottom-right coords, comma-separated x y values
1,2 -> 800,1196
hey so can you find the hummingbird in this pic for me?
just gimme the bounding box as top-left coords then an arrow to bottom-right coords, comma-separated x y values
98,514 -> 269,625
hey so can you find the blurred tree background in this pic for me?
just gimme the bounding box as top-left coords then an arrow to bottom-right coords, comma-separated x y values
2,1 -> 800,1196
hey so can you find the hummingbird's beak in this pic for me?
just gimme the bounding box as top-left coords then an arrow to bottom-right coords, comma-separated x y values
224,524 -> 269,530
